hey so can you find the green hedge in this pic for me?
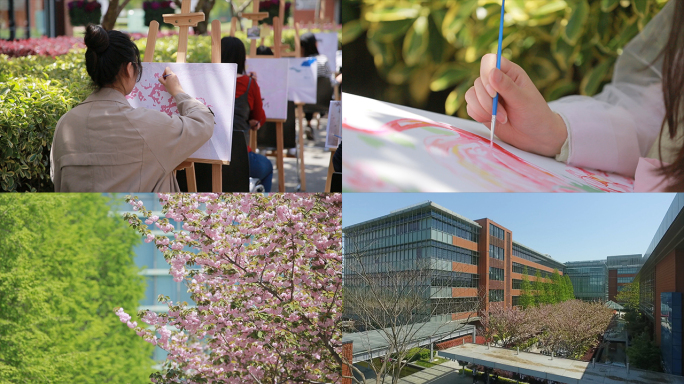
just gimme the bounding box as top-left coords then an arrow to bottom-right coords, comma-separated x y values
0,52 -> 91,192
343,0 -> 667,115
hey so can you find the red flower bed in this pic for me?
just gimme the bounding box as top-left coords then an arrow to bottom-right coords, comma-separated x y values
0,36 -> 85,57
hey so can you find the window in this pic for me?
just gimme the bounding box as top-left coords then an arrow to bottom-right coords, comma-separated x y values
489,267 -> 504,281
617,277 -> 633,284
617,267 -> 638,274
489,244 -> 505,260
489,289 -> 504,302
512,296 -> 520,306
489,224 -> 504,239
512,279 -> 522,289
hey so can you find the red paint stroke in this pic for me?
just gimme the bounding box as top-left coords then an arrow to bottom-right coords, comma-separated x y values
342,160 -> 404,192
345,118 -> 632,192
565,167 -> 632,193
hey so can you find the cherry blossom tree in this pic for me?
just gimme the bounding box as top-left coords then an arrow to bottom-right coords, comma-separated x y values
115,193 -> 342,384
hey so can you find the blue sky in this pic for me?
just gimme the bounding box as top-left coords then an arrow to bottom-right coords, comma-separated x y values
342,193 -> 677,263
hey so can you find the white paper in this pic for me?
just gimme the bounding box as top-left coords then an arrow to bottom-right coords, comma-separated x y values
313,32 -> 338,73
342,93 -> 635,192
287,57 -> 317,104
325,100 -> 341,148
245,58 -> 289,120
127,62 -> 237,162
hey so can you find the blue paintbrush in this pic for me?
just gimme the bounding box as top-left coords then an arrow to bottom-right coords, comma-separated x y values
490,0 -> 505,147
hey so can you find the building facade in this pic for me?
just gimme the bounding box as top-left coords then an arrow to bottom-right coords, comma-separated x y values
343,201 -> 565,324
113,194 -> 195,362
636,193 -> 684,375
606,254 -> 643,301
563,260 -> 608,302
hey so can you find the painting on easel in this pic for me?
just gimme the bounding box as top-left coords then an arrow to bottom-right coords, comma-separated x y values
127,62 -> 238,162
245,58 -> 289,120
287,57 -> 317,104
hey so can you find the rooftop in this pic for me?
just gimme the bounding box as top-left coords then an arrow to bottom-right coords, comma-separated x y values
512,240 -> 564,267
344,201 -> 481,231
438,343 -> 684,384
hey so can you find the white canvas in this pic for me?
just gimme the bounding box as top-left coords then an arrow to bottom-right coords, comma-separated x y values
287,57 -> 317,104
342,93 -> 635,192
127,62 -> 237,162
325,100 -> 341,149
314,32 -> 338,73
245,58 -> 289,120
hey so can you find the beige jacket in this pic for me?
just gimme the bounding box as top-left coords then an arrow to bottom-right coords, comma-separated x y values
51,88 -> 214,192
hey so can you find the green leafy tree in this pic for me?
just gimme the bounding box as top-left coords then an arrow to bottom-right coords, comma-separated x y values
519,266 -> 534,308
616,281 -> 640,311
533,270 -> 549,304
0,194 -> 155,383
563,274 -> 575,301
627,333 -> 662,372
550,269 -> 563,304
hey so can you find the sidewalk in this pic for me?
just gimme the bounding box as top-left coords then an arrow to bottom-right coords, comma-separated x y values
260,116 -> 334,192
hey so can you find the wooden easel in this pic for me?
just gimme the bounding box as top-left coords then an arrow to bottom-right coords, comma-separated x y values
143,0 -> 228,193
230,6 -> 287,192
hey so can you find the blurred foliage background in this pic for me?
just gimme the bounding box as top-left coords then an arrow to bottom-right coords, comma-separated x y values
342,0 -> 668,116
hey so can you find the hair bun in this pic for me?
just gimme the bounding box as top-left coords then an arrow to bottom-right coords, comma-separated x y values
84,24 -> 110,54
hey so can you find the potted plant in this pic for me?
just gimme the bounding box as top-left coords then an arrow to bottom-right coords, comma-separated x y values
143,0 -> 175,28
258,0 -> 291,26
68,0 -> 102,26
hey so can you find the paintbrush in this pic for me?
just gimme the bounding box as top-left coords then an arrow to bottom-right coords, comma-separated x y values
490,0 -> 505,147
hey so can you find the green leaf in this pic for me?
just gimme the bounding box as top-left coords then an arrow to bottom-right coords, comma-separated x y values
341,20 -> 367,45
403,15 -> 430,66
444,82 -> 471,116
365,5 -> 421,22
441,0 -> 478,44
600,0 -> 619,12
430,64 -> 472,92
580,58 -> 614,96
368,19 -> 415,43
530,1 -> 568,17
563,0 -> 589,44
632,0 -> 648,16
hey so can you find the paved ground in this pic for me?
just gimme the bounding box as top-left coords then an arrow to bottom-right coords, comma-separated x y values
259,116 -> 333,192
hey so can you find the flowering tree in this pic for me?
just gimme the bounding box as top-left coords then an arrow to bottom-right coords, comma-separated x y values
116,193 -> 342,383
479,300 -> 613,359
479,305 -> 538,349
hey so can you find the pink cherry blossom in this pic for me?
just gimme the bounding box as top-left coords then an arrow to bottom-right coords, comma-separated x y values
116,193 -> 342,383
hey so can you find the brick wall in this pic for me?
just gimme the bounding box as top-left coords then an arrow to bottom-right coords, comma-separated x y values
341,341 -> 353,384
435,335 -> 485,350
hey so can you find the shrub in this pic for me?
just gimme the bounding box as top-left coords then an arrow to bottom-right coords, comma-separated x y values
68,0 -> 102,26
143,0 -> 176,29
0,51 -> 91,191
343,0 -> 668,115
0,36 -> 85,57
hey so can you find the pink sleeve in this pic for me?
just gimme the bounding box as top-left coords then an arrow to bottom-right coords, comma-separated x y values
549,84 -> 662,177
546,1 -> 672,178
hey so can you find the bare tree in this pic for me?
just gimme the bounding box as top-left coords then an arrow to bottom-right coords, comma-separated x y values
341,234 -> 484,384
